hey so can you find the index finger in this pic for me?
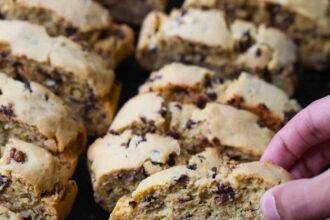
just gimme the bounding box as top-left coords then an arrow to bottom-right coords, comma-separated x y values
261,95 -> 330,170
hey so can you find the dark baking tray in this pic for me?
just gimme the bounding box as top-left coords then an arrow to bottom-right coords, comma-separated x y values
69,0 -> 330,219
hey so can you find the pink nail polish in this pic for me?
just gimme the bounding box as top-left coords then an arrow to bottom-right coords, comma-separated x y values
261,190 -> 282,220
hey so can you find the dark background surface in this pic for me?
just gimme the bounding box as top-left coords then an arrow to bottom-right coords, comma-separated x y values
69,0 -> 330,219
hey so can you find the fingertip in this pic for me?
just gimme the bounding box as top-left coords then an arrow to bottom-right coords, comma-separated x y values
261,190 -> 282,220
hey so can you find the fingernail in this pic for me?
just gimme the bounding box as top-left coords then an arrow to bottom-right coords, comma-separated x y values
261,190 -> 282,220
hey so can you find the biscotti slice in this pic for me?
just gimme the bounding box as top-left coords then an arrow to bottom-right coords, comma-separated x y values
137,8 -> 298,94
140,63 -> 300,131
0,73 -> 86,155
88,130 -> 181,211
184,0 -> 330,69
110,149 -> 291,220
0,20 -> 118,136
0,139 -> 78,220
170,102 -> 274,160
97,0 -> 168,25
0,0 -> 134,67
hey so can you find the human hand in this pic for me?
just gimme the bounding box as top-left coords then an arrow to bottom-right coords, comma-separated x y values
260,95 -> 330,220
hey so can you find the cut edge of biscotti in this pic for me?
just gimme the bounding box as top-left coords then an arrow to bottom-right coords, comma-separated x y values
0,72 -> 86,155
0,20 -> 119,136
0,0 -> 135,66
139,63 -> 300,131
137,7 -> 298,94
87,129 -> 181,211
0,138 -> 78,220
110,148 -> 292,219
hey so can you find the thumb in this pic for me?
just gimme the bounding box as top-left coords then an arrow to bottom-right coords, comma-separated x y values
261,170 -> 330,220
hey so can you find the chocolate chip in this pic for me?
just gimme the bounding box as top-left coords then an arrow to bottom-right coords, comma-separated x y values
175,175 -> 190,185
121,138 -> 132,148
255,48 -> 262,57
140,117 -> 147,123
136,136 -> 147,146
144,195 -> 156,204
99,30 -> 110,40
0,89 -> 2,95
195,96 -> 207,109
257,119 -> 268,128
207,92 -> 218,101
211,167 -> 217,178
258,103 -> 270,113
158,108 -> 167,118
174,104 -> 182,110
109,130 -> 120,135
0,13 -> 5,20
167,154 -> 176,166
204,77 -> 212,87
186,120 -> 196,129
227,96 -> 245,109
8,148 -> 26,163
65,27 -> 77,36
128,201 -> 137,208
44,94 -> 49,101
212,138 -> 221,146
187,164 -> 197,170
167,131 -> 180,140
0,104 -> 15,117
0,175 -> 9,192
238,31 -> 254,52
215,183 -> 235,204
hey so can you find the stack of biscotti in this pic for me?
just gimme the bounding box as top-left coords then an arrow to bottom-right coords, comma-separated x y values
0,73 -> 86,219
110,148 -> 292,219
96,0 -> 168,25
87,63 -> 299,213
137,7 -> 299,95
0,0 -> 134,68
184,0 -> 330,70
0,19 -> 121,136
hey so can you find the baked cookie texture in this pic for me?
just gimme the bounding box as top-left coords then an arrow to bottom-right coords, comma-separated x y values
0,74 -> 85,219
110,148 -> 292,220
97,0 -> 168,25
183,0 -> 330,70
137,8 -> 299,95
88,63 -> 299,211
0,0 -> 134,67
0,73 -> 86,155
0,205 -> 22,220
0,20 -> 120,136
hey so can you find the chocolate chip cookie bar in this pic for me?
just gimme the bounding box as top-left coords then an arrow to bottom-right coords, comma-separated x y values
0,139 -> 78,220
184,0 -> 330,69
0,0 -> 134,67
110,148 -> 291,220
97,0 -> 168,25
137,8 -> 298,95
0,20 -> 120,136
